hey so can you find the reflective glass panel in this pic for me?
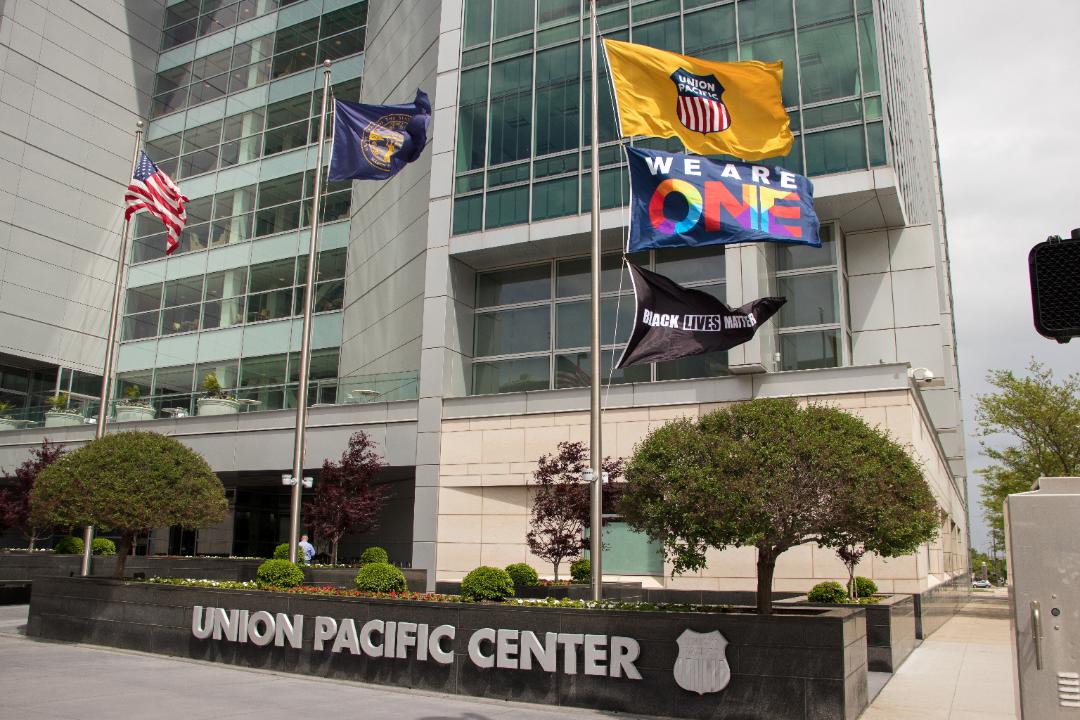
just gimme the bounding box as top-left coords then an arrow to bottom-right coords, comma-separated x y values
798,19 -> 860,103
472,356 -> 550,394
476,263 -> 550,307
474,306 -> 550,356
655,350 -> 730,381
776,224 -> 835,271
776,271 -> 838,327
779,329 -> 840,370
555,351 -> 650,389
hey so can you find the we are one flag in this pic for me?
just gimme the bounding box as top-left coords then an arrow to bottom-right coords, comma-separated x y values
625,146 -> 820,253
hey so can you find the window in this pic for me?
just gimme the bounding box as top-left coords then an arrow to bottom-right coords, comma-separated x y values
452,0 -> 885,232
122,249 -> 345,340
153,1 -> 367,117
470,247 -> 726,394
775,224 -> 845,371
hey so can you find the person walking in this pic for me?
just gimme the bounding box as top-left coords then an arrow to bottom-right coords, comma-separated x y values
298,534 -> 315,564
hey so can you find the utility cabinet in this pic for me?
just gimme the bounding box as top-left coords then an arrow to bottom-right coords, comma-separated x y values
1005,477 -> 1080,718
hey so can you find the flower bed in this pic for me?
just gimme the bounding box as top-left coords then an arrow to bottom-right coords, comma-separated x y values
28,575 -> 869,720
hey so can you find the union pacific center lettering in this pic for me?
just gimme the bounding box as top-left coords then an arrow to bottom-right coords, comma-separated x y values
191,605 -> 642,679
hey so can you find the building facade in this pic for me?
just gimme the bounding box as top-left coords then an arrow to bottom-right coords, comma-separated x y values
0,0 -> 967,594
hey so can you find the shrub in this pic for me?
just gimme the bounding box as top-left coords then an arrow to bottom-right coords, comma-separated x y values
91,538 -> 116,556
355,562 -> 406,593
360,546 -> 389,565
570,557 -> 590,583
271,542 -> 306,564
505,563 -> 539,587
53,536 -> 84,554
461,566 -> 515,601
854,576 -> 878,598
807,581 -> 849,604
256,559 -> 305,588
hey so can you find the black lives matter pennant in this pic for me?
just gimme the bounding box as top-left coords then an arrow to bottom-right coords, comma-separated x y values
616,263 -> 785,369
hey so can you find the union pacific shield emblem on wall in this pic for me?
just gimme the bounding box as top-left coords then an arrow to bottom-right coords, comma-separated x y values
673,629 -> 731,694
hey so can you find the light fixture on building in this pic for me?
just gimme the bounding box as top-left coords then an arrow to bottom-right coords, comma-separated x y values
908,367 -> 944,387
281,474 -> 313,489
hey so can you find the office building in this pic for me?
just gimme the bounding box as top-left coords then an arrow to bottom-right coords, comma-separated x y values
0,0 -> 967,594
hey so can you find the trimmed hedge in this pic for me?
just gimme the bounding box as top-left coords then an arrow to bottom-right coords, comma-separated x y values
91,538 -> 116,556
355,562 -> 407,593
505,562 -> 539,587
271,542 -> 306,564
461,566 -> 515,601
807,580 -> 848,604
570,557 -> 590,583
360,546 -> 389,565
256,559 -> 305,588
855,576 -> 878,598
53,536 -> 84,555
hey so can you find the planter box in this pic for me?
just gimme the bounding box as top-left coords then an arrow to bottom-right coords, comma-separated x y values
44,410 -> 83,427
439,581 -> 642,601
778,594 -> 916,673
115,405 -> 156,422
196,398 -> 241,416
28,576 -> 869,720
304,566 -> 426,592
913,572 -> 971,639
0,553 -> 262,583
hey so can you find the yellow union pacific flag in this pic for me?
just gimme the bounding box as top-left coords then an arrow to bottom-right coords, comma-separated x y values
603,39 -> 792,161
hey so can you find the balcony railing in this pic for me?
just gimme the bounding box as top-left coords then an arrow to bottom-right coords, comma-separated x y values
0,372 -> 418,431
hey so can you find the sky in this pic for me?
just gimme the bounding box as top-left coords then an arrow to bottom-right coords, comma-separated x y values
923,2 -> 1080,551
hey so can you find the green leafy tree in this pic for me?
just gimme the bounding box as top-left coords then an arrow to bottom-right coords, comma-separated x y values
30,431 -> 226,578
620,399 -> 940,615
976,361 -> 1080,553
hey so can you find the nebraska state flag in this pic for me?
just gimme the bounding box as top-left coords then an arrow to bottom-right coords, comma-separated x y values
603,39 -> 792,161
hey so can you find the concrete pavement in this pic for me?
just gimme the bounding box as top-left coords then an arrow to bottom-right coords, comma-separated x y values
0,596 -> 1017,720
861,592 -> 1016,719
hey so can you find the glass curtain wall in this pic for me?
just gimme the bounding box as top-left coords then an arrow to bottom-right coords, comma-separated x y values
154,3 -> 367,117
452,0 -> 884,234
122,248 -> 346,341
471,246 -> 728,394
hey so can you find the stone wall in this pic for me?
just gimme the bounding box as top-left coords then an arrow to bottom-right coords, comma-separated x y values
434,388 -> 967,595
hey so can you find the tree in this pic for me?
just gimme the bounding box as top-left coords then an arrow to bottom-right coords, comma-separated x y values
0,440 -> 66,550
303,431 -> 387,564
526,441 -> 624,580
620,399 -> 940,615
975,361 -> 1080,553
30,431 -> 226,578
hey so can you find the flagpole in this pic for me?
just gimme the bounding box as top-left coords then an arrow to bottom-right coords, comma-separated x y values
80,120 -> 145,577
287,60 -> 332,564
588,0 -> 603,602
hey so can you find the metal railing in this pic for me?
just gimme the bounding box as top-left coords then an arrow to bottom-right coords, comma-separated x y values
0,372 -> 418,430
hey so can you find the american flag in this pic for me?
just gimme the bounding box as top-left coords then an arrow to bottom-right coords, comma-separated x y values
124,151 -> 189,255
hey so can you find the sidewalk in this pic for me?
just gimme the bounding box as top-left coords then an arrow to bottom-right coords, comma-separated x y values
860,592 -> 1016,719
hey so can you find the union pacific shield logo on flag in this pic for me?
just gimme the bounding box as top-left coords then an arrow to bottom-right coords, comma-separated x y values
671,68 -> 730,134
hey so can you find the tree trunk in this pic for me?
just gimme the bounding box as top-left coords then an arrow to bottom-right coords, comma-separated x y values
553,561 -> 560,582
331,538 -> 339,565
113,532 -> 135,579
756,546 -> 777,615
847,563 -> 857,599
27,533 -> 36,552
